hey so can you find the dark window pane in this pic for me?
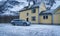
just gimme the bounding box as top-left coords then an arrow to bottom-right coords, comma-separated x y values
32,8 -> 36,13
43,15 -> 48,19
32,16 -> 36,21
46,16 -> 48,19
46,7 -> 50,10
27,13 -> 29,16
43,16 -> 45,19
46,3 -> 50,5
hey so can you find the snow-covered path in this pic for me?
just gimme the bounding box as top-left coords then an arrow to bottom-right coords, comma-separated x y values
0,24 -> 60,36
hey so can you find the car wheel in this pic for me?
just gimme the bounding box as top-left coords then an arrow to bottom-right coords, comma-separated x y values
13,24 -> 15,25
12,23 -> 15,25
23,23 -> 27,26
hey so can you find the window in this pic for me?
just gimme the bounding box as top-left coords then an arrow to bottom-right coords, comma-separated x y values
27,13 -> 29,16
43,15 -> 48,19
41,11 -> 45,12
46,8 -> 50,10
32,16 -> 36,21
32,8 -> 36,13
43,16 -> 45,19
46,16 -> 48,19
46,3 -> 49,5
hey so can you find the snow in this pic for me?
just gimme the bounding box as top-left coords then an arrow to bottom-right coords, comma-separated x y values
0,24 -> 60,36
51,0 -> 60,9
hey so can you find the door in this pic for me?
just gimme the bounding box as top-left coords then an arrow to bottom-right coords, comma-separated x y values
26,18 -> 29,21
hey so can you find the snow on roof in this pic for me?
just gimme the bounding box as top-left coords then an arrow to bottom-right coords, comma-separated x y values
43,9 -> 54,14
51,0 -> 60,9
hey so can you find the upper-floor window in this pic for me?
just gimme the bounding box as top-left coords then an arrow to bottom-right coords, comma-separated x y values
46,3 -> 50,5
32,8 -> 36,13
43,15 -> 48,19
46,7 -> 50,10
27,13 -> 29,16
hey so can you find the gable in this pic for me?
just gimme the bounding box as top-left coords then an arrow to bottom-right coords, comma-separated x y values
39,2 -> 46,13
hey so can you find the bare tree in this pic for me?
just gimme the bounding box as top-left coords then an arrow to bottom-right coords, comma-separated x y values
0,0 -> 9,13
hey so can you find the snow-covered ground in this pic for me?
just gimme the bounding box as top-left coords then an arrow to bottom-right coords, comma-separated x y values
0,23 -> 60,36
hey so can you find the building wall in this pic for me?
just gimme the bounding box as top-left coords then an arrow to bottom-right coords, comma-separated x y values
53,14 -> 60,24
19,8 -> 39,24
39,2 -> 46,13
53,8 -> 60,24
40,15 -> 52,24
55,8 -> 60,13
19,10 -> 31,21
19,1 -> 47,24
30,8 -> 39,23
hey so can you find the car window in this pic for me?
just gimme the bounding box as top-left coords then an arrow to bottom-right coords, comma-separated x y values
13,19 -> 24,21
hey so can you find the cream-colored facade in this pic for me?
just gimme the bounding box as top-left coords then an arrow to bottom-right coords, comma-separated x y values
53,7 -> 60,24
20,7 -> 39,24
53,14 -> 60,24
19,2 -> 47,24
39,15 -> 52,24
39,2 -> 46,13
19,2 -> 60,24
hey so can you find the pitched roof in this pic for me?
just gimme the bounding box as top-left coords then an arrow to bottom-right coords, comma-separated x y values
39,10 -> 53,15
55,6 -> 60,10
39,5 -> 60,15
19,4 -> 39,12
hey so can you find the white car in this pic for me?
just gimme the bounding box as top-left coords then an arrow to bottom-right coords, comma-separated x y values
11,19 -> 31,26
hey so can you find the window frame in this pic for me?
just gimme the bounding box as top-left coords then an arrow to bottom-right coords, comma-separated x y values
31,16 -> 36,21
27,13 -> 29,16
43,15 -> 48,19
32,8 -> 36,13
